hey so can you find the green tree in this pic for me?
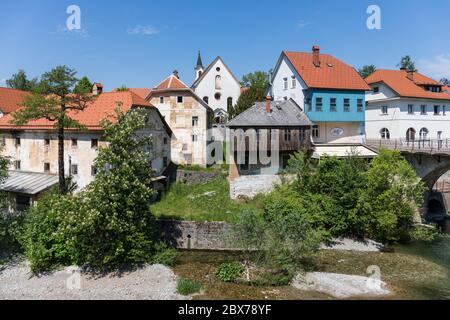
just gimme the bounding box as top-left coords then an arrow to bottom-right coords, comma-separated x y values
229,86 -> 266,119
12,66 -> 94,194
115,85 -> 129,92
358,65 -> 377,78
0,149 -> 13,251
440,78 -> 450,86
6,70 -> 38,92
240,71 -> 269,89
397,55 -> 417,72
74,76 -> 93,94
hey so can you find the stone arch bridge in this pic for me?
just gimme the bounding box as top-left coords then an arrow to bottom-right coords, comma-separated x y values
366,139 -> 450,221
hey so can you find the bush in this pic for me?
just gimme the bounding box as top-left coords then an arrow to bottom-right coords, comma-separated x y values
217,262 -> 243,282
0,212 -> 24,252
152,243 -> 179,266
177,278 -> 202,295
409,225 -> 441,243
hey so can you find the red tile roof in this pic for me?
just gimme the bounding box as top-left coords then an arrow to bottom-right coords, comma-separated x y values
112,88 -> 152,100
154,74 -> 190,91
0,87 -> 31,114
365,70 -> 450,101
283,51 -> 370,91
0,91 -> 167,132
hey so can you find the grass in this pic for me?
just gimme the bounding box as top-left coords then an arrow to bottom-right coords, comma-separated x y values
177,277 -> 202,295
152,175 -> 265,222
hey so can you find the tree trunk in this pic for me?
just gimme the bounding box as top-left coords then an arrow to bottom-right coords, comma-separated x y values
58,109 -> 67,194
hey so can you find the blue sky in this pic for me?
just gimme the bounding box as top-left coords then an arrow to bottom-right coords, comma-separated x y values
1,0 -> 450,90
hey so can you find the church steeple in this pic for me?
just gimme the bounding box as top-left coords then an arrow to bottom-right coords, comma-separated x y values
195,51 -> 204,80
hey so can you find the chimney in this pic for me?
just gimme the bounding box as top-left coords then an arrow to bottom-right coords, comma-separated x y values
312,45 -> 321,67
173,70 -> 179,79
265,96 -> 272,113
407,71 -> 414,81
92,83 -> 103,95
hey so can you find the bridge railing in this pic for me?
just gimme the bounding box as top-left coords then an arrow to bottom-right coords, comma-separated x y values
366,138 -> 450,154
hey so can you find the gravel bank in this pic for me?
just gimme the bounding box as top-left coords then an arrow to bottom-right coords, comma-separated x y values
0,261 -> 189,300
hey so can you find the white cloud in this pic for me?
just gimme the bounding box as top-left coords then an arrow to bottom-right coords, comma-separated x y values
0,78 -> 6,86
418,54 -> 450,80
54,25 -> 90,38
295,20 -> 310,29
127,25 -> 160,36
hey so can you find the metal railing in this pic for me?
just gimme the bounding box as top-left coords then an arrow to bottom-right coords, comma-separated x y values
366,138 -> 450,154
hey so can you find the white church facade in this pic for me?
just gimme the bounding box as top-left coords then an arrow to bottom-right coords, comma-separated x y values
191,53 -> 242,124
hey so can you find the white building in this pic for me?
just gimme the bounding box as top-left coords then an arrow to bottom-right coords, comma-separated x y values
365,69 -> 450,141
191,52 -> 242,124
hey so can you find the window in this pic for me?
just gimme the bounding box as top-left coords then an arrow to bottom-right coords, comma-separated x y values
192,135 -> 198,142
44,138 -> 50,146
16,195 -> 31,212
203,96 -> 209,104
216,67 -> 221,72
160,97 -> 164,104
177,96 -> 183,103
381,106 -> 388,115
291,76 -> 296,89
15,137 -> 20,147
44,162 -> 50,173
315,98 -> 323,112
182,143 -> 188,151
0,136 -> 5,147
330,98 -> 337,112
71,138 -> 78,147
70,164 -> 78,175
163,137 -> 168,145
408,104 -> 414,114
284,130 -> 291,142
357,99 -> 364,112
380,128 -> 390,140
306,98 -> 312,112
373,86 -> 379,93
421,105 -> 427,114
434,105 -> 441,115
438,131 -> 443,140
163,157 -> 168,167
91,139 -> 98,148
214,92 -> 221,100
91,166 -> 97,177
227,97 -> 233,109
215,75 -> 222,90
443,106 -> 447,115
419,128 -> 429,140
283,78 -> 288,90
192,116 -> 199,127
312,125 -> 320,138
14,160 -> 21,170
344,98 -> 350,112
406,128 -> 416,141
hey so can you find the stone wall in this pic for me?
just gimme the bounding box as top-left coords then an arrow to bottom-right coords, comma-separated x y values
176,170 -> 221,185
157,219 -> 233,250
229,175 -> 283,200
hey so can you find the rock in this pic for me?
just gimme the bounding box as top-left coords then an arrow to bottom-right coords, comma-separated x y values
292,272 -> 391,299
321,238 -> 384,252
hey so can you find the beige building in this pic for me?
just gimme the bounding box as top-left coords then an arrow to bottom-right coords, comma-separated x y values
147,72 -> 213,166
0,91 -> 172,212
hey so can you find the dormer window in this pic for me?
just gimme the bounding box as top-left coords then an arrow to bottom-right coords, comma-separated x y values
373,86 -> 380,93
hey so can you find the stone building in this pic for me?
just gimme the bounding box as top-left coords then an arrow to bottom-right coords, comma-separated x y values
0,90 -> 172,212
148,71 -> 213,166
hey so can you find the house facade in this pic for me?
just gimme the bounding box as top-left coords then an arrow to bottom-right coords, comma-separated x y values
148,72 -> 213,166
271,46 -> 376,159
0,90 -> 172,211
191,53 -> 241,124
365,69 -> 450,142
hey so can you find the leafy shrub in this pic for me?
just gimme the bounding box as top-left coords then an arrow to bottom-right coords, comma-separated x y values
177,278 -> 202,295
409,225 -> 441,243
152,243 -> 179,266
0,212 -> 24,252
217,262 -> 243,282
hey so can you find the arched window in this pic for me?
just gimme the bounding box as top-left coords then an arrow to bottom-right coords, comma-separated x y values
215,75 -> 222,90
406,128 -> 416,141
203,96 -> 209,104
419,128 -> 429,140
380,128 -> 390,140
227,97 -> 233,109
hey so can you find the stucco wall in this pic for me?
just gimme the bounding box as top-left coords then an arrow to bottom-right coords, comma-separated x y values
272,56 -> 307,106
313,121 -> 364,144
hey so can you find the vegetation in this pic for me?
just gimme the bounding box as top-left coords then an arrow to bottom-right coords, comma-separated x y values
115,85 -> 129,92
74,76 -> 93,94
6,70 -> 38,92
20,109 -> 168,272
176,278 -> 202,295
217,262 -> 243,282
12,66 -> 94,194
440,78 -> 450,86
358,65 -> 377,78
152,176 -> 265,222
152,243 -> 179,266
397,55 -> 417,72
229,71 -> 269,119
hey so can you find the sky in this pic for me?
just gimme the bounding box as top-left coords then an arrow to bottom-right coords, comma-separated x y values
1,0 -> 450,91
